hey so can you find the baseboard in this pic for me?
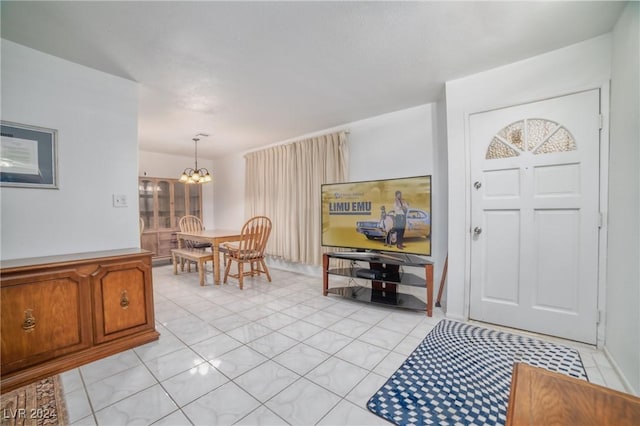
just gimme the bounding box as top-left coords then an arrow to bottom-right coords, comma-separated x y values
603,346 -> 639,396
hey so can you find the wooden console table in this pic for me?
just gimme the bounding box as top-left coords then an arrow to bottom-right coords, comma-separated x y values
506,363 -> 640,426
0,248 -> 159,393
322,252 -> 434,316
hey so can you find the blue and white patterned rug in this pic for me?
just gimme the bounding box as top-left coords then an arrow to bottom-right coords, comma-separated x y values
367,319 -> 588,426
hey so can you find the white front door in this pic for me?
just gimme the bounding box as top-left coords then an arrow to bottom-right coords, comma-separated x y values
469,90 -> 600,344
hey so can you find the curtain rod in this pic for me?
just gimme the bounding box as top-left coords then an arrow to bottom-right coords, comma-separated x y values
243,129 -> 350,156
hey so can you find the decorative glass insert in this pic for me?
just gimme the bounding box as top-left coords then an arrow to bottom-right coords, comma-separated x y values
526,119 -> 558,151
486,118 -> 577,159
533,127 -> 577,154
497,120 -> 525,151
486,137 -> 520,159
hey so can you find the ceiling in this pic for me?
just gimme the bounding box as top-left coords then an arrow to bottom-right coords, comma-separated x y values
0,1 -> 626,159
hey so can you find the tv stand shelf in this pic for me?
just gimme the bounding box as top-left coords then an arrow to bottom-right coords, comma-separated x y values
322,252 -> 434,316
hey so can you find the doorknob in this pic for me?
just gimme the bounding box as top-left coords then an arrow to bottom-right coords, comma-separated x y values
474,181 -> 482,190
473,227 -> 482,235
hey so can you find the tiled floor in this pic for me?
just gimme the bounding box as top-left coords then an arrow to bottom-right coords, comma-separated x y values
61,263 -> 626,425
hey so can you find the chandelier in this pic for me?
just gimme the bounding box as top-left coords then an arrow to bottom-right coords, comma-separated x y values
179,135 -> 212,184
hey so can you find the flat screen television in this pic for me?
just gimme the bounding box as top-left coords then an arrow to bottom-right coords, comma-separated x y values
321,175 -> 431,256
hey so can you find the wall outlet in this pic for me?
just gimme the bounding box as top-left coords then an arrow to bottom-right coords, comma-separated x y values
113,194 -> 128,207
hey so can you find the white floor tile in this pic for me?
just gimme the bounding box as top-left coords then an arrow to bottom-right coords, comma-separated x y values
234,360 -> 300,402
151,409 -> 193,425
210,345 -> 268,379
345,372 -> 388,407
94,385 -> 177,426
304,329 -> 354,354
226,322 -> 274,344
86,364 -> 156,411
259,312 -> 299,331
59,368 -> 84,393
164,315 -> 223,345
335,339 -> 390,370
79,350 -> 141,385
306,357 -> 368,397
207,312 -> 252,332
134,332 -> 188,362
235,405 -> 289,426
161,364 -> 229,407
393,334 -> 422,356
372,351 -> 407,378
237,305 -> 277,321
281,304 -> 319,319
327,316 -> 373,338
182,381 -> 261,425
272,343 -> 330,375
145,347 -> 205,382
247,331 -> 299,358
278,320 -> 323,341
317,399 -> 389,426
303,310 -> 344,328
265,378 -> 341,425
64,387 -> 93,424
70,414 -> 97,426
190,333 -> 243,361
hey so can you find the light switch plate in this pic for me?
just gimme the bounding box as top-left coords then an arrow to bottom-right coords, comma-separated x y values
113,194 -> 128,207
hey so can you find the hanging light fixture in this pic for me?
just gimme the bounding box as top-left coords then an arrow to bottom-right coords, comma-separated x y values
179,135 -> 212,184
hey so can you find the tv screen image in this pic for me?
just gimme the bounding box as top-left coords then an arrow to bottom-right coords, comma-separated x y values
321,175 -> 431,256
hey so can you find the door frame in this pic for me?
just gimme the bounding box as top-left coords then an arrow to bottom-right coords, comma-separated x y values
461,84 -> 611,348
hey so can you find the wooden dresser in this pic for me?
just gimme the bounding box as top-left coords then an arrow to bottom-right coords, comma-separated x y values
0,248 -> 159,393
507,363 -> 640,426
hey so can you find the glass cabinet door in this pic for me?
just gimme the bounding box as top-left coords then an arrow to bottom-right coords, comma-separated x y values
139,179 -> 154,229
188,185 -> 201,218
174,182 -> 186,227
157,180 -> 171,228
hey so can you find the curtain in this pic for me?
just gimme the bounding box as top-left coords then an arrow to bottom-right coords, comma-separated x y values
245,131 -> 348,265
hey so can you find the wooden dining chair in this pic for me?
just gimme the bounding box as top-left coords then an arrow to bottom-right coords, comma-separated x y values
178,215 -> 211,272
222,216 -> 272,289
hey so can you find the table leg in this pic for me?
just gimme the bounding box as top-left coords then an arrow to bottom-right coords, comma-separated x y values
213,244 -> 221,285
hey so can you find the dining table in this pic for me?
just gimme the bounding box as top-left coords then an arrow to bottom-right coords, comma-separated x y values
175,229 -> 242,285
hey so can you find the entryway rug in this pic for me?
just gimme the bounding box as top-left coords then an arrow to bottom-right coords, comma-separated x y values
367,319 -> 587,426
1,376 -> 67,426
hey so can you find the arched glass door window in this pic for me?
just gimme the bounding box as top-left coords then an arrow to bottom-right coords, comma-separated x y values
486,119 -> 577,159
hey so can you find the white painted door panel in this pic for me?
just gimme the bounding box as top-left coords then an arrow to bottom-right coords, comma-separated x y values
469,90 -> 600,344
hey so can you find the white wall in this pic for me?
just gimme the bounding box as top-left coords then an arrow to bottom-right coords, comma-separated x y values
138,150 -> 215,229
211,152 -> 245,231
213,104 -> 449,283
444,34 -> 612,325
1,40 -> 139,260
606,2 -> 639,395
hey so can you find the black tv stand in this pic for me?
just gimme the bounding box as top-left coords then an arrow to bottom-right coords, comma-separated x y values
322,251 -> 434,316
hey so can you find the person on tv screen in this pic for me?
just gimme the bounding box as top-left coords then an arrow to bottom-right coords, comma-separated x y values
393,190 -> 409,249
380,206 -> 394,247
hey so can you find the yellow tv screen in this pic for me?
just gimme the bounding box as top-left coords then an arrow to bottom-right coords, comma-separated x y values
321,175 -> 431,256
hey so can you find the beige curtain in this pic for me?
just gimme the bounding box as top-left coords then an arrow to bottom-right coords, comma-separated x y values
245,131 -> 348,265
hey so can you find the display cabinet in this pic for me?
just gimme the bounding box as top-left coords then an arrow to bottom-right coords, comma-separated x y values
139,177 -> 203,260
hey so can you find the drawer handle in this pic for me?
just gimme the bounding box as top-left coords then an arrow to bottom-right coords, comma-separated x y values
22,309 -> 36,332
120,290 -> 130,309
